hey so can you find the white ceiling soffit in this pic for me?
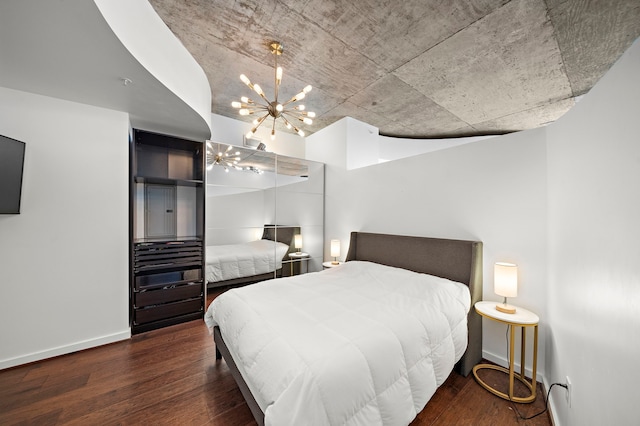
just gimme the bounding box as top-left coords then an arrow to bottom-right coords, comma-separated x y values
0,0 -> 212,141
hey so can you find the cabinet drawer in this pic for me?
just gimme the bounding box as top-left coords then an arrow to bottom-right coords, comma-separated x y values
135,282 -> 202,307
134,298 -> 202,325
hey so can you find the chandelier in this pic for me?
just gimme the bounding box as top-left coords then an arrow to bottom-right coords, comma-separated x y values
232,41 -> 315,141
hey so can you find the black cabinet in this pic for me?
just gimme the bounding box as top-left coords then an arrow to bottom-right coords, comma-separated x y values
130,129 -> 205,334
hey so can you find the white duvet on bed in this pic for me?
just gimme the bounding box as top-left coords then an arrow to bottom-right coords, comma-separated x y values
205,239 -> 290,283
205,261 -> 471,426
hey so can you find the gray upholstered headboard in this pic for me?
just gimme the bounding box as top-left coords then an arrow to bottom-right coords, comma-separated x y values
345,231 -> 483,376
261,225 -> 301,255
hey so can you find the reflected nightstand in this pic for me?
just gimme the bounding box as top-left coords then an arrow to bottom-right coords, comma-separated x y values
288,252 -> 309,275
472,300 -> 539,403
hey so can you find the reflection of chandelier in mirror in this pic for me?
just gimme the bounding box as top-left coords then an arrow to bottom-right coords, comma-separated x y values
206,142 -> 265,174
206,142 -> 241,172
232,41 -> 315,141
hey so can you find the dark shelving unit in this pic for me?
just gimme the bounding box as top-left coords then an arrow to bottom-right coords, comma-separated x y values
130,129 -> 205,334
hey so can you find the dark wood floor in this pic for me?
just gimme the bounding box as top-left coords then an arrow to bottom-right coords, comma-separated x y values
0,290 -> 553,425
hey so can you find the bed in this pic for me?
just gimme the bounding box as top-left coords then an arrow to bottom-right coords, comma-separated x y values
206,226 -> 300,288
206,231 -> 483,425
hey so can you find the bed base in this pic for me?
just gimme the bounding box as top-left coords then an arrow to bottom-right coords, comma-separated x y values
214,327 -> 265,426
212,231 -> 483,425
206,270 -> 281,289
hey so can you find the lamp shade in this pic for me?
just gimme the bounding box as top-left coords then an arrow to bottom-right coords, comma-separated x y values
330,239 -> 341,258
294,234 -> 302,250
494,262 -> 518,298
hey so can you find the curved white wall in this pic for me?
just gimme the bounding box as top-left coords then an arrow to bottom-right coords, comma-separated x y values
95,0 -> 212,136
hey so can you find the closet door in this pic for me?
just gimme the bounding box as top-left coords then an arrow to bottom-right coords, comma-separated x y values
145,184 -> 177,238
275,157 -> 324,274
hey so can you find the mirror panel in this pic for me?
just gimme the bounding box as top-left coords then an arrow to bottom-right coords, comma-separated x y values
275,158 -> 324,273
205,143 -> 324,287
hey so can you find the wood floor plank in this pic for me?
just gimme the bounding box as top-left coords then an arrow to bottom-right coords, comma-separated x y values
0,288 -> 553,425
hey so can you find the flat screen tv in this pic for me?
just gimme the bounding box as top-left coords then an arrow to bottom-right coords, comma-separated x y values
0,134 -> 26,214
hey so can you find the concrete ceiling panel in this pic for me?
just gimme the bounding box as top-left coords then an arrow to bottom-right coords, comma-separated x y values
347,74 -> 471,136
148,0 -> 640,139
471,98 -> 575,134
394,0 -> 572,125
548,0 -> 640,95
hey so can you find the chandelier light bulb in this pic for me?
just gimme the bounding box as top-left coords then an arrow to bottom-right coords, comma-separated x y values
276,104 -> 283,112
307,111 -> 316,118
297,129 -> 305,137
246,130 -> 254,138
303,117 -> 313,125
231,101 -> 241,108
303,85 -> 312,93
240,74 -> 250,85
297,105 -> 305,111
241,96 -> 249,103
253,84 -> 263,96
286,122 -> 292,129
271,130 -> 276,140
239,109 -> 250,116
295,91 -> 306,100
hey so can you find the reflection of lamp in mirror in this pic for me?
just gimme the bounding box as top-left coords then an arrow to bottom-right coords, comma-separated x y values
330,239 -> 341,265
294,234 -> 303,255
494,262 -> 518,314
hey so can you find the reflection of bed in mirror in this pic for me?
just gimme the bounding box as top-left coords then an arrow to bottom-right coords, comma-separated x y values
206,225 -> 300,288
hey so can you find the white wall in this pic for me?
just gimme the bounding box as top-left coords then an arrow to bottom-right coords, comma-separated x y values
545,40 -> 640,425
0,87 -> 130,369
307,118 -> 549,380
308,39 -> 640,426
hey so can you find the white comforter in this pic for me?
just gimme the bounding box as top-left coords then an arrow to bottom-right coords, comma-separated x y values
205,261 -> 471,426
205,239 -> 290,283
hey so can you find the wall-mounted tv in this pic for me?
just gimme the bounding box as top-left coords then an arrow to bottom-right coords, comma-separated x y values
0,134 -> 26,214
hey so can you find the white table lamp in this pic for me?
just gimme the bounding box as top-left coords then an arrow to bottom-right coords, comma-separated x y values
330,239 -> 341,265
294,234 -> 303,254
494,262 -> 518,314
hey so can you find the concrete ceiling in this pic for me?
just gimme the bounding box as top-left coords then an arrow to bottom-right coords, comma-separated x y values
149,0 -> 640,139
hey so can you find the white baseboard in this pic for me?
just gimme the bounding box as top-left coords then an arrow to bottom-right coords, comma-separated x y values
0,329 -> 131,370
481,349 -> 544,383
481,350 -> 563,425
543,376 -> 561,426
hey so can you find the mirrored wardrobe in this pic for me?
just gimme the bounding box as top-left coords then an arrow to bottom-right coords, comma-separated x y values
205,143 -> 324,288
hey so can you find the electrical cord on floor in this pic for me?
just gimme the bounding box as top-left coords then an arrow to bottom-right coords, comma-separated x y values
504,325 -> 568,421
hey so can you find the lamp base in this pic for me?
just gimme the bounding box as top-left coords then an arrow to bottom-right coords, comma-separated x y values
331,261 -> 339,265
496,303 -> 516,314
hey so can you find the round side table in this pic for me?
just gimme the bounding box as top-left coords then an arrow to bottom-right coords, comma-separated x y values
322,261 -> 343,269
472,300 -> 539,403
288,252 -> 309,275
